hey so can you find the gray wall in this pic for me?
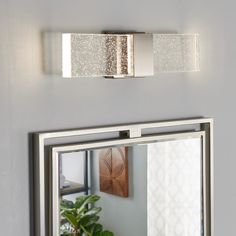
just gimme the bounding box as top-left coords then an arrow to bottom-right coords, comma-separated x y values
0,0 -> 234,235
91,147 -> 147,236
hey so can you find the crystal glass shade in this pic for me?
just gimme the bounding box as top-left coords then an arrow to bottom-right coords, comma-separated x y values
62,34 -> 134,78
153,34 -> 200,73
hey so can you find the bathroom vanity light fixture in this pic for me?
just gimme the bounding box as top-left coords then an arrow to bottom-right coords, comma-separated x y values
44,32 -> 200,78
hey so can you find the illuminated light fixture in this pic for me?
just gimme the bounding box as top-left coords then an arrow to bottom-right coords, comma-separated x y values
43,32 -> 200,78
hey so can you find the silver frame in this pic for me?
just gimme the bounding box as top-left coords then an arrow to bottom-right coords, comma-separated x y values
34,117 -> 214,236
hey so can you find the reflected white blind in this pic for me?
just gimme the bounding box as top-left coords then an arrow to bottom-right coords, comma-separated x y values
147,138 -> 202,236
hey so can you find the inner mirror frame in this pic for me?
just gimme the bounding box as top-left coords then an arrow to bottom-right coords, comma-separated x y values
33,117 -> 213,236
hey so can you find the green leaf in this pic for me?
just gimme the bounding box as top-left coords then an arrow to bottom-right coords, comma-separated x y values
93,224 -> 103,233
62,212 -> 77,229
75,195 -> 91,209
86,223 -> 103,234
80,224 -> 92,236
79,215 -> 100,227
76,207 -> 87,217
84,207 -> 102,216
97,231 -> 114,236
76,195 -> 101,210
61,199 -> 75,209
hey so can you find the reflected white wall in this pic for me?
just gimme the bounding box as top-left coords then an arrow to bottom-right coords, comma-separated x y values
61,152 -> 85,184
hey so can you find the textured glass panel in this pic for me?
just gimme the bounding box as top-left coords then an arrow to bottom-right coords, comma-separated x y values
62,34 -> 134,78
147,138 -> 203,236
153,34 -> 200,73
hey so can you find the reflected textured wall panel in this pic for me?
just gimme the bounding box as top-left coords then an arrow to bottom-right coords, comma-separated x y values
147,138 -> 202,236
153,34 -> 200,73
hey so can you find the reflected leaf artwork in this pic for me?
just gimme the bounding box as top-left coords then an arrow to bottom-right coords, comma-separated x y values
99,147 -> 129,197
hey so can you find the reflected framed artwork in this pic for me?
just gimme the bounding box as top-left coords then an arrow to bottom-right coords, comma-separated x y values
99,147 -> 129,197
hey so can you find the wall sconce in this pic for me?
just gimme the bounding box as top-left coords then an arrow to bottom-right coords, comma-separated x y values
44,32 -> 199,78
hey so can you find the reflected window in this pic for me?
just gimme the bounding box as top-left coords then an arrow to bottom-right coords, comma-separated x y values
59,151 -> 90,199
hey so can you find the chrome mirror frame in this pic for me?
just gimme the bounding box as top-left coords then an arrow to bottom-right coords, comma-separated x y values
33,117 -> 213,236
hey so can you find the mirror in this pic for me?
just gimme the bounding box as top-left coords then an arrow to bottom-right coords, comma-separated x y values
33,118 -> 213,236
57,137 -> 203,236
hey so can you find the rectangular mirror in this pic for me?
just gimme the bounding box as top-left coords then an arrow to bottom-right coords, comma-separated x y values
33,118 -> 213,236
50,132 -> 208,236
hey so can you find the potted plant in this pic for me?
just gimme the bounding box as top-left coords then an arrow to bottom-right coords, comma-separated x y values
60,194 -> 114,236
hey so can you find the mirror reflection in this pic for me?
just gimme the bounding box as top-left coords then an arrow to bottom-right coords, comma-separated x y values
59,137 -> 203,236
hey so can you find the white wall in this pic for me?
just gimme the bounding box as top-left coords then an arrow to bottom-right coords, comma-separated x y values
0,0 -> 234,235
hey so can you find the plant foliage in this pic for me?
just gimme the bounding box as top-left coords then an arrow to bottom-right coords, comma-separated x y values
60,195 -> 114,236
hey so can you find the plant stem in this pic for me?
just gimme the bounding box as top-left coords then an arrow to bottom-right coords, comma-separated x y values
80,225 -> 92,236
